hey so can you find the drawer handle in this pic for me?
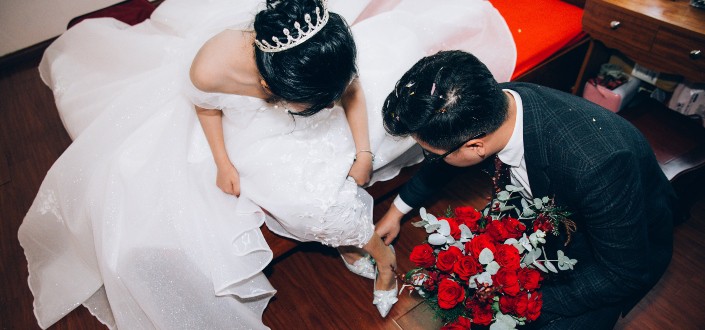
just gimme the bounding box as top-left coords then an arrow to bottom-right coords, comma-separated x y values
610,20 -> 621,30
691,50 -> 702,60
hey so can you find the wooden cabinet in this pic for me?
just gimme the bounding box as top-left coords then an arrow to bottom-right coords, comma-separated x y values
582,0 -> 705,82
578,0 -> 705,191
583,0 -> 657,53
652,27 -> 705,81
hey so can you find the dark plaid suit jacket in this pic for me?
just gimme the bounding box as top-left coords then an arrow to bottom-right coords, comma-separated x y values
398,82 -> 676,323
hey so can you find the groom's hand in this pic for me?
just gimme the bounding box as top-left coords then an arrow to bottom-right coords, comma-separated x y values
375,205 -> 404,245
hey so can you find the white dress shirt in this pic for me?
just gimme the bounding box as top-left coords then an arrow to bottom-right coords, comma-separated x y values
497,89 -> 533,200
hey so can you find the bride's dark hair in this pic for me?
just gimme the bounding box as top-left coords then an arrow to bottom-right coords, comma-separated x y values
254,0 -> 357,116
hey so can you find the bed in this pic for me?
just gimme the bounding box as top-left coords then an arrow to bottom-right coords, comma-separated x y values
491,0 -> 586,80
73,0 -> 586,83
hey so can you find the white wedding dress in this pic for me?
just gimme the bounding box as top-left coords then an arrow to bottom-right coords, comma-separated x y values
18,0 -> 515,328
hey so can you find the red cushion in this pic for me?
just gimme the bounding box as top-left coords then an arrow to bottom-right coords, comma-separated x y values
490,0 -> 585,79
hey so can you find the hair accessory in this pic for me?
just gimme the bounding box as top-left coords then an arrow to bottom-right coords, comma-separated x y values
437,108 -> 447,114
430,67 -> 445,96
406,81 -> 416,96
255,1 -> 329,53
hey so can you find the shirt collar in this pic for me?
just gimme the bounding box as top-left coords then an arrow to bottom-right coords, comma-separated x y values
497,89 -> 524,168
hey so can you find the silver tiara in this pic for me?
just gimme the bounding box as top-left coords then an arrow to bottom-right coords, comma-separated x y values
255,2 -> 329,53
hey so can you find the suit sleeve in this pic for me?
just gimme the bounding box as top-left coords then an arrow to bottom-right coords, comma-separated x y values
397,160 -> 466,209
540,150 -> 663,317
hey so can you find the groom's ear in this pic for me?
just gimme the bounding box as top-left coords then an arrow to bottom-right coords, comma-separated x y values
465,139 -> 487,159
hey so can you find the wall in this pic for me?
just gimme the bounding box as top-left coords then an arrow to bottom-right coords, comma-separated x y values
0,0 -> 122,56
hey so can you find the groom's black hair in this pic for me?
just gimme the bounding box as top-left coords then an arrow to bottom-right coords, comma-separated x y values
382,50 -> 508,150
254,0 -> 357,117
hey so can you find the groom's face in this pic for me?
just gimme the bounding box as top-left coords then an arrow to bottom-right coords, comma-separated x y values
416,139 -> 485,168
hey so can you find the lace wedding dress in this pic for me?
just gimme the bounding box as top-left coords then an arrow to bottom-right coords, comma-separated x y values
18,0 -> 515,328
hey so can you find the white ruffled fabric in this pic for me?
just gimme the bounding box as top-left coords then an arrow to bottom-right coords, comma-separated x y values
19,0 -> 515,328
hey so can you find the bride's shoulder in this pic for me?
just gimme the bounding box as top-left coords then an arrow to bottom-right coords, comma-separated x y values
190,30 -> 253,93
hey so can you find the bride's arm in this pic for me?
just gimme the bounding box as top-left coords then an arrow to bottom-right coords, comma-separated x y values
190,33 -> 242,196
341,78 -> 373,186
195,106 -> 241,196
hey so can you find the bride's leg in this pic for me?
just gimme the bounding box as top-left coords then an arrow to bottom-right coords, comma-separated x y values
338,246 -> 366,264
362,232 -> 397,290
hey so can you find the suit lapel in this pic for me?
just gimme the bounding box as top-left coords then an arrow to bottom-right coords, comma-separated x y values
517,86 -> 551,199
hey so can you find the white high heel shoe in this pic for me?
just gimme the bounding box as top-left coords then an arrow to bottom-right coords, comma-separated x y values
339,250 -> 375,280
372,246 -> 398,318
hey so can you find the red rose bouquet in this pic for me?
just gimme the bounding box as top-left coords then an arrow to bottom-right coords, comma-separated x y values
403,186 -> 576,329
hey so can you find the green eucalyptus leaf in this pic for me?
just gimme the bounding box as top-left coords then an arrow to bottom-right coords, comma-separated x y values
412,220 -> 427,228
506,185 -> 524,192
544,260 -> 558,273
420,207 -> 428,220
532,260 -> 548,273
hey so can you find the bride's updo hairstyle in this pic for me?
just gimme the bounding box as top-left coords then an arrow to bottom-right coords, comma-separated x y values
382,50 -> 508,150
254,0 -> 357,117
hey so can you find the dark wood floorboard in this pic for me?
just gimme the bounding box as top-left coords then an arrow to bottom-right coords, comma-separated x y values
2,55 -> 704,330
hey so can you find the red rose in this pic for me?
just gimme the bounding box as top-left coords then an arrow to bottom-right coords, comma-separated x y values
486,220 -> 509,242
518,268 -> 542,291
436,246 -> 463,272
441,316 -> 472,330
526,292 -> 542,321
453,255 -> 483,281
471,302 -> 493,326
501,293 -> 529,316
437,278 -> 465,309
501,216 -> 526,239
515,293 -> 529,317
410,244 -> 436,268
455,206 -> 482,230
499,295 -> 518,314
533,214 -> 554,233
466,234 -> 496,259
493,268 -> 521,296
494,244 -> 521,271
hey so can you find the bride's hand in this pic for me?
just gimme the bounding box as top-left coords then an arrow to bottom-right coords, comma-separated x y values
348,152 -> 373,186
216,163 -> 241,196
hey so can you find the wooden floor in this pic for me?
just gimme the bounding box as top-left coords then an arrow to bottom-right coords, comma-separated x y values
2,53 -> 705,330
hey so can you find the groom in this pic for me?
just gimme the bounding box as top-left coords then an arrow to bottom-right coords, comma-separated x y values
376,50 -> 676,329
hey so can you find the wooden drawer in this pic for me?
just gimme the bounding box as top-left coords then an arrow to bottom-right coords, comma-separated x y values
583,0 -> 657,53
652,27 -> 705,82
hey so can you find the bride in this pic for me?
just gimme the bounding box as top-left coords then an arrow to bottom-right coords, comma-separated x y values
19,0 -> 515,328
